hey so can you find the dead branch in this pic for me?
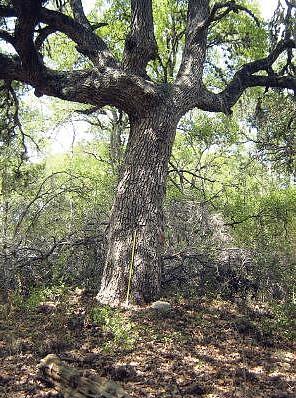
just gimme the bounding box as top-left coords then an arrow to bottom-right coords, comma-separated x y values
37,354 -> 132,398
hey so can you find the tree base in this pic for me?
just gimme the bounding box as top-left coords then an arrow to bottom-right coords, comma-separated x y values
96,291 -> 124,307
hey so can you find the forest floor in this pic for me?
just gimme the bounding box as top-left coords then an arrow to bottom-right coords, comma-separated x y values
0,288 -> 295,398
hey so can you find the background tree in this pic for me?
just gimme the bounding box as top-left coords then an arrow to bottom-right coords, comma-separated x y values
0,0 -> 295,305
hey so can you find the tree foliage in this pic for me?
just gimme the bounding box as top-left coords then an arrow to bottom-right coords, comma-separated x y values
0,0 -> 295,304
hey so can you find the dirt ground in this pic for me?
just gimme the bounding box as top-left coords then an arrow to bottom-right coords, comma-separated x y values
0,290 -> 295,398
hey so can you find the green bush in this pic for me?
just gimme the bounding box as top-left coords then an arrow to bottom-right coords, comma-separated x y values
91,306 -> 138,352
11,283 -> 69,311
260,302 -> 296,342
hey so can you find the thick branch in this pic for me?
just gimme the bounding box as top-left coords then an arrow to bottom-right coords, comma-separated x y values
0,53 -> 26,82
0,3 -> 116,69
0,53 -> 161,116
216,39 -> 296,112
0,29 -> 15,46
12,0 -> 44,77
0,2 -> 162,117
177,39 -> 296,115
123,0 -> 158,76
70,0 -> 92,30
35,26 -> 57,50
35,23 -> 109,52
40,7 -> 116,69
174,0 -> 264,113
176,0 -> 210,86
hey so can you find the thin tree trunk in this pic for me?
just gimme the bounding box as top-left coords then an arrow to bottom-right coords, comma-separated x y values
97,108 -> 178,305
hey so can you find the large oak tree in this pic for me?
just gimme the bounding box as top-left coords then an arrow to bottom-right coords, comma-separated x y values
0,0 -> 295,305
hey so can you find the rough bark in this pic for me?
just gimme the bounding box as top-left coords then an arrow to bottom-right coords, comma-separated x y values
123,0 -> 158,76
97,106 -> 179,305
12,0 -> 44,77
0,0 -> 295,305
176,0 -> 209,85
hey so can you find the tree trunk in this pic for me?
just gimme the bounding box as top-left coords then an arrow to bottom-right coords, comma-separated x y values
97,108 -> 178,305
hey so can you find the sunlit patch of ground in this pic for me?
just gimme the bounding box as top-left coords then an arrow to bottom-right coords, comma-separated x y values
0,290 -> 295,397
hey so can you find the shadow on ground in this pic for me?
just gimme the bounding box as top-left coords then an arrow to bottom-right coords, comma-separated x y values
0,291 -> 295,397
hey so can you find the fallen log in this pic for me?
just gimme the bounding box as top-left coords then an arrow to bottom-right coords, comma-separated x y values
38,354 -> 132,398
